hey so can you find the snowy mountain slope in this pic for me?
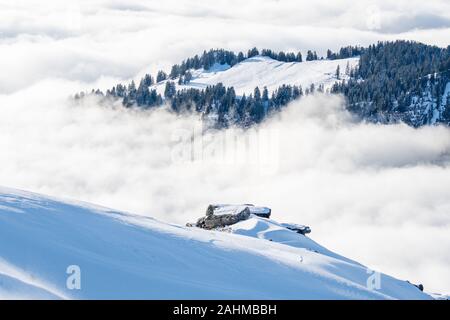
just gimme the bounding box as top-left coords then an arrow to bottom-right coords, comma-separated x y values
153,56 -> 359,96
396,79 -> 450,126
0,260 -> 67,300
227,218 -> 358,265
0,187 -> 431,300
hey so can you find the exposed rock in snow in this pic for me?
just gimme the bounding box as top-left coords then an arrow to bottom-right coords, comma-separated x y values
191,204 -> 272,229
195,206 -> 251,229
281,223 -> 311,235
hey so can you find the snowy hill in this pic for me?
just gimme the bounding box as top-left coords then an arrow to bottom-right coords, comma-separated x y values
153,55 -> 359,96
84,42 -> 449,128
0,187 -> 432,299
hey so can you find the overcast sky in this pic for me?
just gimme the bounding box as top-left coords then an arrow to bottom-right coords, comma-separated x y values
0,0 -> 449,294
1,0 -> 450,92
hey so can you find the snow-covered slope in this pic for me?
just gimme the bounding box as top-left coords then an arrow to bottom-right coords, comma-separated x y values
406,81 -> 450,125
0,187 -> 431,300
154,56 -> 359,96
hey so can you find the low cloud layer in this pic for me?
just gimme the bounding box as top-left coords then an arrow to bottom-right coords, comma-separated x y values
1,83 -> 449,294
1,0 -> 449,294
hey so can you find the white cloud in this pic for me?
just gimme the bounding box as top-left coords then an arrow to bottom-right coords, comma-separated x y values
1,0 -> 449,93
1,86 -> 449,293
0,0 -> 449,294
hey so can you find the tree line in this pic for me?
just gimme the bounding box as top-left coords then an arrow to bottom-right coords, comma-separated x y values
165,46 -> 361,79
76,80 -> 315,128
331,40 -> 450,126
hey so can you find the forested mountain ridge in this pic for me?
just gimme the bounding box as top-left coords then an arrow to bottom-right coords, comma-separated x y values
331,41 -> 450,126
76,41 -> 450,128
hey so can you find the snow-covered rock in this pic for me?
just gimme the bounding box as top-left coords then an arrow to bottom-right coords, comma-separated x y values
0,187 -> 433,299
280,223 -> 311,235
207,204 -> 271,218
192,204 -> 271,229
194,205 -> 251,229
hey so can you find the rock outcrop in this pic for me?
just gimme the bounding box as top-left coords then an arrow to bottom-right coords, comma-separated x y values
188,204 -> 311,236
195,205 -> 251,229
281,223 -> 312,235
188,204 -> 271,230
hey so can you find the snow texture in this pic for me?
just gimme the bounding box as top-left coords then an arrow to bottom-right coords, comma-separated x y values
0,187 -> 432,300
153,56 -> 359,96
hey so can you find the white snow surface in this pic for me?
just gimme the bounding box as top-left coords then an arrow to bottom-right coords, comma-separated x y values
211,204 -> 270,216
0,187 -> 432,300
153,56 -> 359,96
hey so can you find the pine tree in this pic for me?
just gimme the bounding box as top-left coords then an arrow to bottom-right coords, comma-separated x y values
262,87 -> 269,101
184,71 -> 193,84
143,74 -> 153,87
327,49 -> 333,59
313,51 -> 318,60
164,81 -> 176,99
237,52 -> 245,62
127,80 -> 137,102
254,86 -> 261,101
157,71 -> 167,83
137,79 -> 150,106
443,95 -> 450,123
170,65 -> 181,79
251,87 -> 265,123
248,47 -> 260,58
306,50 -> 312,61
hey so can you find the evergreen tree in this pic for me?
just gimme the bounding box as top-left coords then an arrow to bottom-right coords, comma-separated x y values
327,49 -> 333,59
443,95 -> 450,123
143,74 -> 153,87
247,47 -> 260,58
170,65 -> 181,79
184,71 -> 193,84
164,81 -> 176,99
237,51 -> 245,62
306,50 -> 315,61
157,71 -> 167,83
262,87 -> 269,101
136,79 -> 150,106
127,80 -> 137,102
